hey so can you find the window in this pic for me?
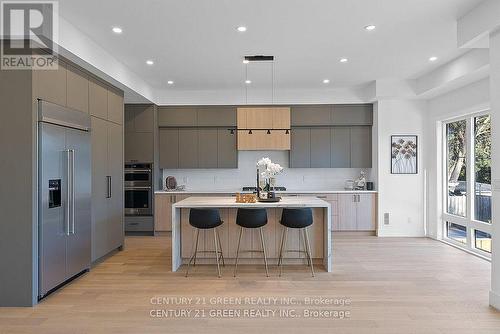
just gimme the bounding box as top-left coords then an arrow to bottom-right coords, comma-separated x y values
446,222 -> 466,244
447,120 -> 467,217
474,115 -> 491,224
474,230 -> 491,253
442,112 -> 491,257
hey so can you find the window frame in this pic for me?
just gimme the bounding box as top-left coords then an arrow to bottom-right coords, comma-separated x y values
441,110 -> 492,257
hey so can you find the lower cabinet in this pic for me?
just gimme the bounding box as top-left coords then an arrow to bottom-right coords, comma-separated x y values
155,194 -> 189,232
293,193 -> 376,231
337,193 -> 375,231
91,117 -> 124,261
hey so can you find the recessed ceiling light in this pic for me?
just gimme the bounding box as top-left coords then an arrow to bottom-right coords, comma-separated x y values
112,27 -> 122,34
340,58 -> 348,63
364,25 -> 376,31
243,59 -> 249,64
429,56 -> 438,62
323,79 -> 330,84
237,26 -> 247,32
167,80 -> 174,85
245,80 -> 251,84
146,60 -> 154,65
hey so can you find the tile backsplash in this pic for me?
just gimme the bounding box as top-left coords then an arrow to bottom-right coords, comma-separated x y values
161,151 -> 373,191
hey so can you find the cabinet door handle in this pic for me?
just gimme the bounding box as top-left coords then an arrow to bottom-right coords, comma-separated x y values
357,195 -> 361,202
106,176 -> 112,198
317,196 -> 327,199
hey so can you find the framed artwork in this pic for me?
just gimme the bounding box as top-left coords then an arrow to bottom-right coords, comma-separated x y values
391,135 -> 418,174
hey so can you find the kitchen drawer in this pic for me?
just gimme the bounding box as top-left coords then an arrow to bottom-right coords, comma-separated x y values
125,216 -> 154,232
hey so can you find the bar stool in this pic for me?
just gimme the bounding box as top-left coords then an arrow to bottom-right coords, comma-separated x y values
278,208 -> 315,277
185,208 -> 225,278
234,208 -> 269,277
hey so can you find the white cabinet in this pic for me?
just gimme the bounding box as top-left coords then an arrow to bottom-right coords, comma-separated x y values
337,194 -> 375,231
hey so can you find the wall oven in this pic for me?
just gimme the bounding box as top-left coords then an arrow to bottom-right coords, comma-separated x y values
124,163 -> 152,216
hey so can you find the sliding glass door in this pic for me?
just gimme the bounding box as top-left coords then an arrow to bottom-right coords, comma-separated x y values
443,113 -> 491,256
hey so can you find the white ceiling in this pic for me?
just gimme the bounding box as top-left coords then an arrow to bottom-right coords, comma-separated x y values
59,0 -> 484,95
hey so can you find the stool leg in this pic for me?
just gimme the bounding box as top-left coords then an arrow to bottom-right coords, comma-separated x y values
259,227 -> 269,277
303,227 -> 315,277
302,229 -> 311,267
233,226 -> 243,277
185,228 -> 200,277
216,228 -> 225,267
214,229 -> 221,278
279,227 -> 288,277
193,229 -> 200,267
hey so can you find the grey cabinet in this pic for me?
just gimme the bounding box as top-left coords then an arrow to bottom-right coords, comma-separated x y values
332,104 -> 373,125
179,129 -> 198,168
158,107 -> 197,126
159,128 -> 238,169
91,117 -> 124,261
350,127 -> 372,168
198,129 -> 218,168
217,129 -> 238,168
197,106 -> 236,126
125,132 -> 154,162
291,105 -> 331,126
310,128 -> 331,168
337,194 -> 375,231
107,122 -> 124,250
331,128 -> 351,168
124,104 -> 155,163
290,128 -> 311,168
159,129 -> 179,169
125,105 -> 154,133
290,126 -> 371,168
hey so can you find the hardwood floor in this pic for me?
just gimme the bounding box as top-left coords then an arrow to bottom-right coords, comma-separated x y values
1,235 -> 499,334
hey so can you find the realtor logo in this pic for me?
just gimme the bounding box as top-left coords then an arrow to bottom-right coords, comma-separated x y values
1,1 -> 59,69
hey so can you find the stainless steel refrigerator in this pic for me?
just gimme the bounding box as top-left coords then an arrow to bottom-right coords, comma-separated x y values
38,100 -> 91,298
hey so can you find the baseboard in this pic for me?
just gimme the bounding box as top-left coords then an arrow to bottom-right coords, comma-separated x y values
490,290 -> 500,310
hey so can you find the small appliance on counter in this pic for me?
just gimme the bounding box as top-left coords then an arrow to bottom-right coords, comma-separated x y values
164,176 -> 186,191
344,180 -> 354,191
366,182 -> 374,191
165,176 -> 177,190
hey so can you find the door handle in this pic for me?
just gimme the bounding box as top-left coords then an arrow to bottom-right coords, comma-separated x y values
65,150 -> 71,236
69,149 -> 75,234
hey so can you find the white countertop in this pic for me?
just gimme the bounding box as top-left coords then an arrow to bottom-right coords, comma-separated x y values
172,196 -> 330,208
156,189 -> 377,195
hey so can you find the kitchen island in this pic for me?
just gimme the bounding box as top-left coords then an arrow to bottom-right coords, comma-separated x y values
171,196 -> 332,273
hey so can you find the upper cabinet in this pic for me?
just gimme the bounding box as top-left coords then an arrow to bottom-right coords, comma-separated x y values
108,88 -> 124,125
332,104 -> 373,125
291,104 -> 373,126
89,77 -> 108,120
158,106 -> 237,127
66,64 -> 88,113
236,107 -> 291,150
197,106 -> 236,126
291,105 -> 331,126
32,60 -> 67,107
158,107 -> 198,127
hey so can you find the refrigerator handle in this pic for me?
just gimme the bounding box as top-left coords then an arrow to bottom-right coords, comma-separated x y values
70,150 -> 75,234
65,150 -> 71,236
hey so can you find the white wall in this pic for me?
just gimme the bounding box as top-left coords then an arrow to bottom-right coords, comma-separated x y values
161,151 -> 372,192
375,100 -> 427,237
425,79 -> 490,239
